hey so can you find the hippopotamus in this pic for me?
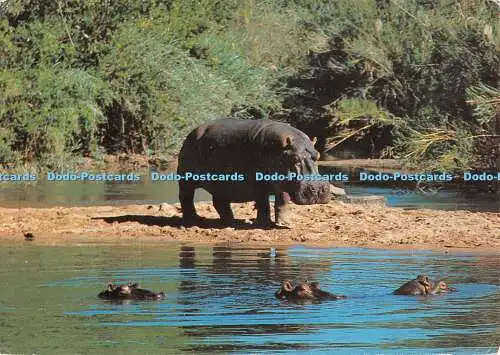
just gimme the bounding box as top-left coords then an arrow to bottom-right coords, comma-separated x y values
177,118 -> 331,226
393,275 -> 456,296
275,280 -> 346,302
98,282 -> 165,301
427,280 -> 457,295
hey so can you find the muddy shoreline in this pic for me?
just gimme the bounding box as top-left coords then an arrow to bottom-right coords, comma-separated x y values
1,200 -> 498,252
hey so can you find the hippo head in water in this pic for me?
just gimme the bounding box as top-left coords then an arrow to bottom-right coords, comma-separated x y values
420,275 -> 457,295
97,282 -> 131,299
417,274 -> 432,288
98,282 -> 165,301
275,280 -> 314,300
275,280 -> 346,303
428,280 -> 457,295
308,281 -> 347,300
393,274 -> 431,296
394,275 -> 457,296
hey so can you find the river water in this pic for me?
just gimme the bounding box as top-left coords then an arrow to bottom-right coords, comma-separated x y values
0,178 -> 498,212
0,244 -> 498,354
1,168 -> 498,353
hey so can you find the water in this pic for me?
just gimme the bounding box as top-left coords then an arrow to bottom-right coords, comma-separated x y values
347,185 -> 499,212
0,174 -> 498,212
0,175 -> 202,208
0,244 -> 498,354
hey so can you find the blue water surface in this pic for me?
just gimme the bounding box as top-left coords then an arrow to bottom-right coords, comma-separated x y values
1,244 -> 497,354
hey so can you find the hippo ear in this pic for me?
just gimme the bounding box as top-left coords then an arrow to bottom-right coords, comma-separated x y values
283,281 -> 293,292
311,137 -> 317,147
281,135 -> 293,149
418,275 -> 431,286
107,282 -> 114,291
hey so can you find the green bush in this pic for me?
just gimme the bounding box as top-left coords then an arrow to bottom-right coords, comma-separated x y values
0,0 -> 312,168
0,0 -> 497,171
276,0 -> 498,170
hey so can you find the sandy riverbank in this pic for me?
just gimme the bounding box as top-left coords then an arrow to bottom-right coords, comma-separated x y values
0,200 -> 498,251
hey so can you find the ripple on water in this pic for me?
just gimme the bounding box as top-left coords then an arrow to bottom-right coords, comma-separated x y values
0,245 -> 498,354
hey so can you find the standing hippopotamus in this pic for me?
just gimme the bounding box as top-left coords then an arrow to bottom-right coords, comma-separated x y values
393,275 -> 456,296
275,280 -> 346,302
98,282 -> 165,301
177,118 -> 331,226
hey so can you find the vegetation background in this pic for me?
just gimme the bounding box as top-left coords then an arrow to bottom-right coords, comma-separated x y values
1,0 -> 498,172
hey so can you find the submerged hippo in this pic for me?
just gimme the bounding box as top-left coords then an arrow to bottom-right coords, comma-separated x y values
393,275 -> 456,296
177,118 -> 331,226
98,282 -> 165,301
275,280 -> 346,302
427,280 -> 457,295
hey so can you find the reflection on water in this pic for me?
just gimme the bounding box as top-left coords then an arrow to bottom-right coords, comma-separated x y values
0,177 -> 209,208
0,244 -> 498,354
348,185 -> 499,212
327,166 -> 499,212
0,175 -> 498,212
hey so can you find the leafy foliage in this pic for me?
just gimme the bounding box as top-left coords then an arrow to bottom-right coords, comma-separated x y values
0,0 -> 498,171
276,0 -> 498,169
1,0 -> 307,168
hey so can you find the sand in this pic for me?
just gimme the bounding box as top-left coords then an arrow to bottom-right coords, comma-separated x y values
0,200 -> 498,251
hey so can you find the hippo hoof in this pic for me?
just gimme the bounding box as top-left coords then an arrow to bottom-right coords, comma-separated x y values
275,217 -> 291,227
219,217 -> 236,227
182,215 -> 202,226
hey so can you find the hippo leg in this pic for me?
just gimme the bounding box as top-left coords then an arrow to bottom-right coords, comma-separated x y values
255,193 -> 273,226
179,181 -> 200,223
274,192 -> 290,226
213,196 -> 235,225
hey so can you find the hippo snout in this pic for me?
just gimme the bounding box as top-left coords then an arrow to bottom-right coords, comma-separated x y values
289,180 -> 330,205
